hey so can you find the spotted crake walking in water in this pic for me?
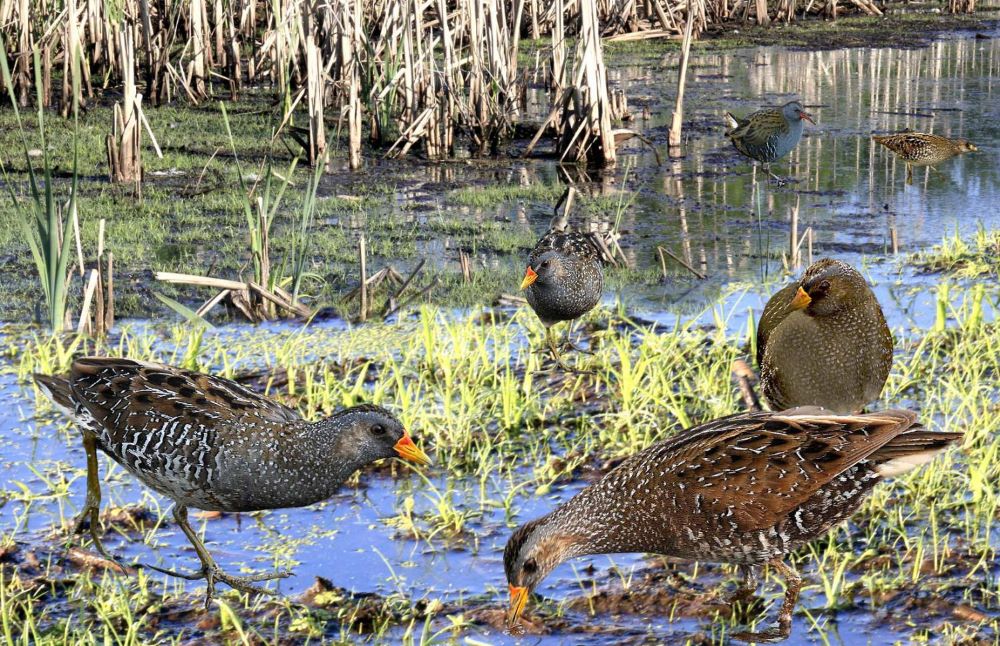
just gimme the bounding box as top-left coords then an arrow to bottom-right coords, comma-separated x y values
725,100 -> 814,183
757,259 -> 893,414
520,212 -> 604,371
504,409 -> 961,642
872,132 -> 977,185
35,357 -> 431,607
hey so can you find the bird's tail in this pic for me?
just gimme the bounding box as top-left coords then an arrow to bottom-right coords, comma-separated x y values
872,425 -> 963,478
723,112 -> 739,133
33,373 -> 76,415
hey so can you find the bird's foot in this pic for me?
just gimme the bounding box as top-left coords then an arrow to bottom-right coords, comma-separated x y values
560,339 -> 595,355
69,504 -> 119,563
767,173 -> 795,186
211,567 -> 290,595
731,617 -> 792,644
731,594 -> 794,643
139,562 -> 290,608
725,588 -> 766,624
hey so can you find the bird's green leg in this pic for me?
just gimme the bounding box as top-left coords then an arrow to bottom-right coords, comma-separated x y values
763,163 -> 786,185
560,321 -> 594,355
71,430 -> 116,561
731,558 -> 800,643
906,163 -> 913,185
141,506 -> 290,609
545,326 -> 573,372
728,564 -> 761,605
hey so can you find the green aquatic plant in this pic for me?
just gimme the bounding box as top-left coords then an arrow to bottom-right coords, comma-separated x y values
0,39 -> 81,333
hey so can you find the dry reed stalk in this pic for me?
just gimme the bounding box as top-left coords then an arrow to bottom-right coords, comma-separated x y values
459,251 -> 471,282
358,234 -> 368,322
302,2 -> 326,167
107,26 -> 142,186
551,0 -> 566,92
14,0 -> 30,106
188,0 -> 209,100
61,0 -> 81,115
668,12 -> 693,150
789,200 -> 799,267
731,359 -> 762,412
339,0 -> 361,168
657,244 -> 706,279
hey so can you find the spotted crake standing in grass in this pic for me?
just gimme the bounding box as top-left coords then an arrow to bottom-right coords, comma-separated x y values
35,357 -> 431,606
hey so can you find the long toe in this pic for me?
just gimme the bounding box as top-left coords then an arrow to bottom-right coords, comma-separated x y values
138,562 -> 209,581
726,591 -> 766,625
213,567 -> 289,596
87,530 -> 121,565
561,340 -> 595,355
731,625 -> 793,644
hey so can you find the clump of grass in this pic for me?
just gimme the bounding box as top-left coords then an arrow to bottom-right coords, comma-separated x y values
445,183 -> 562,208
0,40 -> 81,332
911,226 -> 1000,278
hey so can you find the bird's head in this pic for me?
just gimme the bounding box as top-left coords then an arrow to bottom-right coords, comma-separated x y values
788,258 -> 869,318
956,139 -> 978,153
328,405 -> 431,467
503,517 -> 582,630
783,100 -> 815,125
520,251 -> 564,290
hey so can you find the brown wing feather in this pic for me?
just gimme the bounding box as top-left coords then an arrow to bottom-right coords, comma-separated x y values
641,410 -> 918,533
530,229 -> 602,265
69,357 -> 302,434
728,109 -> 789,153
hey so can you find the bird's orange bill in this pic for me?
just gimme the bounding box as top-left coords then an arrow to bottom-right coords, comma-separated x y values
800,111 -> 816,125
507,584 -> 529,629
394,432 -> 432,466
520,267 -> 538,290
789,286 -> 812,311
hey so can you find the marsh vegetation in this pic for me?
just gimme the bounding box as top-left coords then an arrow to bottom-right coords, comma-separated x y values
1,4 -> 999,646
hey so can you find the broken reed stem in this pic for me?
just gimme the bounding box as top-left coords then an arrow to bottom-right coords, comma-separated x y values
790,201 -> 799,268
383,276 -> 439,319
731,359 -> 763,412
358,234 -> 368,322
459,251 -> 471,282
668,11 -> 693,150
657,245 -> 706,279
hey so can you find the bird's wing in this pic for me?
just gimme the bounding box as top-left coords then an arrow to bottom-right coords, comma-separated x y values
68,357 -> 302,438
727,109 -> 789,150
530,229 -> 603,264
640,410 -> 918,533
756,282 -> 801,366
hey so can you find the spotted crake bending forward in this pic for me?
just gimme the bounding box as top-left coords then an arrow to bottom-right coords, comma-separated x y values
35,357 -> 430,606
504,409 -> 961,641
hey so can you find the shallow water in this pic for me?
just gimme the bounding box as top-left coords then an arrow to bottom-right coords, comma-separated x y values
3,31 -> 999,645
316,31 -> 1000,321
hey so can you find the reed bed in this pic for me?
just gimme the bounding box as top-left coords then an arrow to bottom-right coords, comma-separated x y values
2,0 -> 963,171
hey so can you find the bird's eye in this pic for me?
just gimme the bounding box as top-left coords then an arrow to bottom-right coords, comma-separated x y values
819,280 -> 831,291
523,558 -> 538,574
371,424 -> 386,436
540,260 -> 549,269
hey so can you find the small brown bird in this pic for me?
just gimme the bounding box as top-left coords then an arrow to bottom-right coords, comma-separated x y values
757,259 -> 893,414
35,357 -> 431,606
725,100 -> 815,183
872,132 -> 977,185
504,409 -> 960,641
520,213 -> 604,370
